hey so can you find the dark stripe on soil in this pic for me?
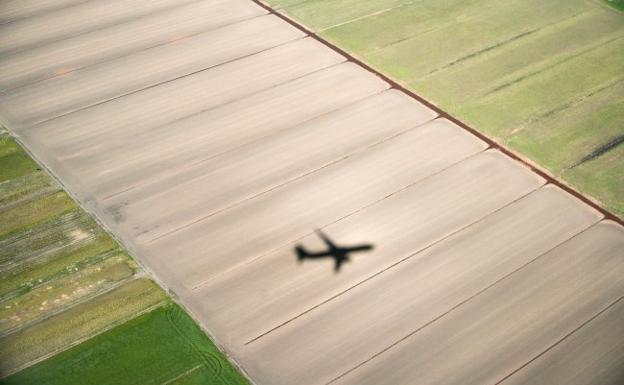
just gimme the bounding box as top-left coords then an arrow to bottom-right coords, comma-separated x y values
572,133 -> 624,168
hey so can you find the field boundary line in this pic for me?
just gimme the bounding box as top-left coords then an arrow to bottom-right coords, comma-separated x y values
493,293 -> 624,385
0,299 -> 168,378
0,275 -> 140,338
420,8 -> 594,80
485,34 -> 624,98
3,4 -> 268,94
255,0 -> 624,225
0,209 -> 102,275
3,129 -> 259,385
316,0 -> 423,33
325,222 -> 602,384
193,148 -> 489,291
0,247 -> 122,303
245,182 -> 553,345
511,73 -> 624,138
161,364 -> 203,385
98,63 -> 384,204
0,184 -> 60,214
22,31 -> 305,129
2,0 -> 203,62
148,102 -> 428,244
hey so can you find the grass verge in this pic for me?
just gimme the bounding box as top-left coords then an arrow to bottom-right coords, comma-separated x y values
604,0 -> 624,11
0,303 -> 249,385
0,278 -> 167,374
267,0 -> 624,218
0,133 -> 250,384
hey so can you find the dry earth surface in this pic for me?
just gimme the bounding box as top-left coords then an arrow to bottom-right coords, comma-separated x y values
0,0 -> 623,384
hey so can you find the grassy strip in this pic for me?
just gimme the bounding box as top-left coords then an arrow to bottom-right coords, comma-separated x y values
0,136 -> 40,183
277,0 -> 413,30
0,192 -> 75,238
0,278 -> 167,375
456,37 -> 624,139
0,235 -> 117,299
364,0 -> 590,83
0,208 -> 102,272
0,171 -> 58,211
0,136 -> 250,384
0,302 -> 250,385
410,8 -> 624,109
508,81 -> 624,173
564,144 -> 624,217
0,252 -> 137,334
604,0 -> 624,11
323,0 -> 577,56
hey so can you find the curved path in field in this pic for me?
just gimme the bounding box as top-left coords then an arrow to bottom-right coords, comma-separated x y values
1,1 -> 623,384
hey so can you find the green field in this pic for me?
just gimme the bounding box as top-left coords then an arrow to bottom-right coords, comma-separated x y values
0,134 -> 248,384
1,303 -> 249,385
605,0 -> 624,11
267,0 -> 624,218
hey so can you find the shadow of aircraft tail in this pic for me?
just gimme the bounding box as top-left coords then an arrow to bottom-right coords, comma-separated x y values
295,245 -> 308,261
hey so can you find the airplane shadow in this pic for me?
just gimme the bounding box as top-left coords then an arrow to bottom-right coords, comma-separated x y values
294,229 -> 374,273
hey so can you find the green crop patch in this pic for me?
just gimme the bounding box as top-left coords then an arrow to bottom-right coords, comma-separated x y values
322,0 -> 496,54
0,136 -> 250,385
564,144 -> 624,217
276,0 -> 413,31
455,36 -> 624,139
508,81 -> 624,173
0,191 -> 76,238
0,278 -> 167,375
365,0 -> 590,83
0,235 -> 117,299
0,252 -> 137,335
0,136 -> 40,183
0,208 -> 102,273
0,303 -> 250,385
0,172 -> 58,211
410,8 -> 624,110
605,0 -> 624,11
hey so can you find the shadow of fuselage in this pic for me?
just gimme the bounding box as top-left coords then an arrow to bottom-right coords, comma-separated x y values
295,230 -> 373,272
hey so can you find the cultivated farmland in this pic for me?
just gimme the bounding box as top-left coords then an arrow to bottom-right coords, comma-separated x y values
0,134 -> 248,384
1,304 -> 249,385
268,0 -> 624,218
1,1 -> 623,384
